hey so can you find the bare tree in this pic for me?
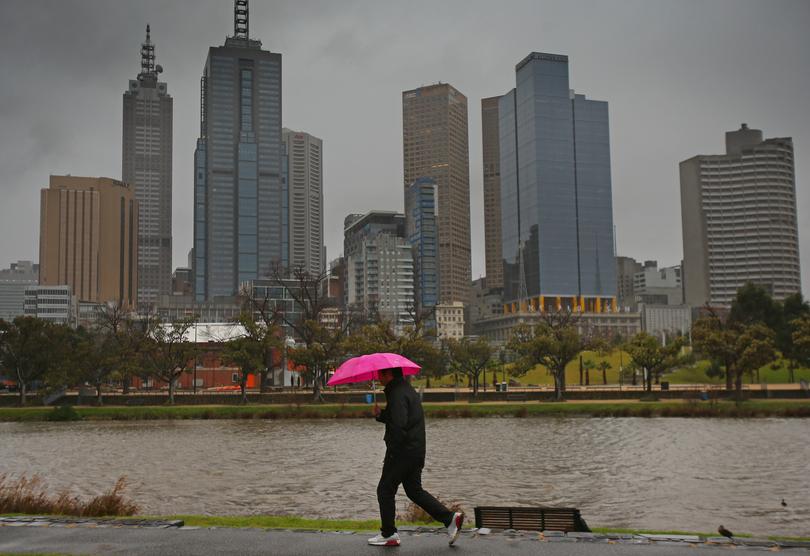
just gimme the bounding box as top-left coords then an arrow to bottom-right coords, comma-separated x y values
141,317 -> 196,404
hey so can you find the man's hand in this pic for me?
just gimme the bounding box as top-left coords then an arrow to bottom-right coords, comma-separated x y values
373,403 -> 382,417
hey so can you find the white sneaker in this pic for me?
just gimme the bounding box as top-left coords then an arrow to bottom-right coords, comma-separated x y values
367,532 -> 401,546
447,512 -> 464,545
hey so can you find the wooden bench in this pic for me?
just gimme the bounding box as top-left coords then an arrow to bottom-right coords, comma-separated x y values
474,506 -> 590,532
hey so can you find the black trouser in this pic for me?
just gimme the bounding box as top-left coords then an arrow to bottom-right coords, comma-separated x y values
377,452 -> 453,537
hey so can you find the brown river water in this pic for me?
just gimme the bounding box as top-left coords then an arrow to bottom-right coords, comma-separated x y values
1,418 -> 808,536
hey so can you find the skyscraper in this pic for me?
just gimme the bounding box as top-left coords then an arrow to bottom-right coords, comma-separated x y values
123,25 -> 173,309
402,83 -> 471,305
282,128 -> 323,277
680,124 -> 801,307
39,176 -> 138,309
499,52 -> 617,313
194,1 -> 282,301
481,96 -> 503,290
405,177 -> 438,311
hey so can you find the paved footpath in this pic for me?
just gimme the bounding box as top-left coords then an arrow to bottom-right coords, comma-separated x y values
3,522 -> 810,556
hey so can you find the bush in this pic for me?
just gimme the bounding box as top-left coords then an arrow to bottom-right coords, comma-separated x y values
47,405 -> 81,422
0,474 -> 139,516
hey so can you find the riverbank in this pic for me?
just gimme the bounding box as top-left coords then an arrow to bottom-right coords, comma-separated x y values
2,513 -> 808,543
1,399 -> 810,421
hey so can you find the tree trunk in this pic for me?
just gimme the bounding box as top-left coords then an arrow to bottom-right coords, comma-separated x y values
554,368 -> 565,401
725,362 -> 733,391
579,356 -> 583,385
122,377 -> 130,395
632,370 -> 637,386
602,369 -> 607,385
426,376 -> 431,389
96,384 -> 103,406
241,380 -> 247,404
312,371 -> 323,402
260,368 -> 270,393
735,370 -> 744,402
585,368 -> 590,386
168,379 -> 175,405
19,382 -> 27,407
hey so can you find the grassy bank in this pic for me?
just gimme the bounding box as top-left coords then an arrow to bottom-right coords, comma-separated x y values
4,513 -> 807,543
1,399 -> 810,422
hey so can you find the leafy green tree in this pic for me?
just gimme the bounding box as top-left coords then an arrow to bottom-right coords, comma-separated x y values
73,326 -> 119,405
790,315 -> 810,374
692,314 -> 775,400
0,317 -> 74,405
221,335 -> 263,403
780,294 -> 810,383
342,321 -> 447,387
625,332 -> 684,392
729,283 -> 783,330
507,311 -> 588,401
445,337 -> 493,396
141,317 -> 196,404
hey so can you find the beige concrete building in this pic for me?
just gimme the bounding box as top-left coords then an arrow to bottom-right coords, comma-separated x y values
403,83 -> 471,304
481,96 -> 503,290
436,301 -> 465,340
39,176 -> 139,309
680,124 -> 801,307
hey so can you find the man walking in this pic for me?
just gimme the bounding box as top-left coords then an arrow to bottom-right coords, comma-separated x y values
367,367 -> 463,547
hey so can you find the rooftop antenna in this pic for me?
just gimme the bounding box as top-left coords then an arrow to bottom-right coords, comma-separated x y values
140,24 -> 155,76
234,0 -> 249,40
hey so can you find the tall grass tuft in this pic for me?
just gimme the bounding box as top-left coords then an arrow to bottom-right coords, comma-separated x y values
398,499 -> 465,524
0,474 -> 139,516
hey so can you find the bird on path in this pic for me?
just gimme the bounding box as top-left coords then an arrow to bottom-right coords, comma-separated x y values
718,525 -> 733,540
781,499 -> 787,507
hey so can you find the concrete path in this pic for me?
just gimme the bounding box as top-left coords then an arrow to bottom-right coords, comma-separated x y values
2,525 -> 806,556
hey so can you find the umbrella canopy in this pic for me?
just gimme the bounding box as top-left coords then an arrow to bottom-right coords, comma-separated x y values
327,353 -> 421,386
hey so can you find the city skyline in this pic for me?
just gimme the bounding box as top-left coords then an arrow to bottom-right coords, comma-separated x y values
0,1 -> 808,292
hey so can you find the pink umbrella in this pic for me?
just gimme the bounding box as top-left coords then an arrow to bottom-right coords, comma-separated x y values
328,352 -> 421,386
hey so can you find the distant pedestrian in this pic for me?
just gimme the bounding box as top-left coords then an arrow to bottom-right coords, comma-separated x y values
367,367 -> 463,547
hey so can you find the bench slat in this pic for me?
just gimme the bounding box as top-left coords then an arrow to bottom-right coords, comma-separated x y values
474,506 -> 590,533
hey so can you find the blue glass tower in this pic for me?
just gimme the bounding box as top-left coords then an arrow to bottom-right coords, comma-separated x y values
405,177 -> 439,311
499,52 -> 616,313
194,1 -> 282,301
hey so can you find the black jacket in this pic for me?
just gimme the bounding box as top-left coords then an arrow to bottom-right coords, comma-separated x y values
375,377 -> 426,459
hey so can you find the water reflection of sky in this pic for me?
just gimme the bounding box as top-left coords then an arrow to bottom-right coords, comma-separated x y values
1,418 -> 807,536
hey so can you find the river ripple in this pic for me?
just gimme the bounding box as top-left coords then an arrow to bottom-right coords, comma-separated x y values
1,418 -> 808,536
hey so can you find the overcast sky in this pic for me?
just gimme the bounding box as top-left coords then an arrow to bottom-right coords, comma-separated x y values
1,0 -> 808,291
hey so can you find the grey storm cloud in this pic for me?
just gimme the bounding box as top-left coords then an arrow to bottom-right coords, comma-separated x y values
1,0 -> 809,291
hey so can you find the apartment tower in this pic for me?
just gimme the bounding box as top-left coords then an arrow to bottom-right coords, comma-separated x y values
680,124 -> 801,306
282,128 -> 323,277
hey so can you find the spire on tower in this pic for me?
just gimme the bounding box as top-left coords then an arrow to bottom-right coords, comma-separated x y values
234,0 -> 249,40
140,24 -> 156,77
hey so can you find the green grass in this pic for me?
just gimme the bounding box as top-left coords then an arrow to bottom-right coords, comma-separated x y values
1,399 -> 810,422
413,351 -> 810,388
3,512 -> 809,542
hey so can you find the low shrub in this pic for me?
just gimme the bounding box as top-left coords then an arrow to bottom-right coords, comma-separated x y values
47,405 -> 81,422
